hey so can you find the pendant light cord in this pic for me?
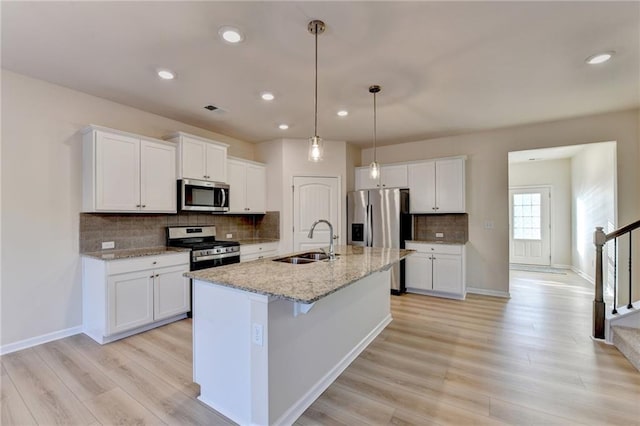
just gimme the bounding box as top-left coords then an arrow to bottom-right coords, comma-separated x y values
314,22 -> 318,138
373,90 -> 377,162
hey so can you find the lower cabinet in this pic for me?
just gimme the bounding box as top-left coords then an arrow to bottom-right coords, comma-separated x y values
405,241 -> 465,299
83,252 -> 190,344
240,241 -> 279,262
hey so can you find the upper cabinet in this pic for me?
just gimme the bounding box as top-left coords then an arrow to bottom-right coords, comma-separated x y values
82,126 -> 176,213
408,157 -> 465,213
166,132 -> 228,182
355,164 -> 408,190
227,157 -> 266,214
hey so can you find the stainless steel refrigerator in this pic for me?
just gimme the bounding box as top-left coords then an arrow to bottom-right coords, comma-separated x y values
347,188 -> 412,294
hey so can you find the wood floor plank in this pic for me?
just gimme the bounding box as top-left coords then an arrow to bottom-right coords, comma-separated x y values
2,348 -> 97,425
1,369 -> 38,426
83,387 -> 166,425
34,339 -> 117,402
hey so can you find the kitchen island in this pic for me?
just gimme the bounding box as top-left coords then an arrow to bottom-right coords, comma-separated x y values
186,245 -> 412,426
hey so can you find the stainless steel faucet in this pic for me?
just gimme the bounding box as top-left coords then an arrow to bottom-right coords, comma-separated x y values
307,219 -> 336,260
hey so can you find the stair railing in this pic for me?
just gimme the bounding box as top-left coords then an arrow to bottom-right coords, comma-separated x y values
593,219 -> 640,339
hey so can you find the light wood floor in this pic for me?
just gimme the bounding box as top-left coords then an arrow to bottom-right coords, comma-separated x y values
2,271 -> 639,425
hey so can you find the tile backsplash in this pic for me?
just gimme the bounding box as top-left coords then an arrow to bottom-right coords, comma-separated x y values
80,211 -> 280,253
413,213 -> 468,243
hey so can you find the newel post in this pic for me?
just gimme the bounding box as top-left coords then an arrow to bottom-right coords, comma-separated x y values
593,226 -> 607,339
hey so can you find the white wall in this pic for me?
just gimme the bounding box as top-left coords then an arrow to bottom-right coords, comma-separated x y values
1,70 -> 254,348
571,142 -> 616,284
362,109 -> 639,295
509,159 -> 572,267
256,139 -> 349,254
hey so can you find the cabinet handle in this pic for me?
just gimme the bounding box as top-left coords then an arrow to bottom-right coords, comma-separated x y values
141,205 -> 146,208
136,204 -> 141,208
152,261 -> 157,265
155,274 -> 160,278
382,184 -> 386,187
150,275 -> 154,279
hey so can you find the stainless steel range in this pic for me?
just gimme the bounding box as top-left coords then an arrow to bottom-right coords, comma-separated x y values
166,226 -> 240,271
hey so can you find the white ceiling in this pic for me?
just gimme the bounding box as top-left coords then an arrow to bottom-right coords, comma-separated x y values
508,145 -> 587,163
2,2 -> 638,147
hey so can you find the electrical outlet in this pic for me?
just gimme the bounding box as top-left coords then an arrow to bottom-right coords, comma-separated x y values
252,323 -> 263,346
102,241 -> 115,249
435,232 -> 444,238
226,233 -> 233,239
484,221 -> 495,230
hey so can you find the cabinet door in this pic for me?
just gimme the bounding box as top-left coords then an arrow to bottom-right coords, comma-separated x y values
245,164 -> 266,213
153,265 -> 190,321
180,137 -> 207,180
408,162 -> 436,213
435,158 -> 465,213
95,131 -> 140,211
107,270 -> 154,335
226,159 -> 246,213
380,164 -> 408,188
205,143 -> 227,182
405,254 -> 432,290
355,167 -> 379,190
432,254 -> 463,294
140,140 -> 176,213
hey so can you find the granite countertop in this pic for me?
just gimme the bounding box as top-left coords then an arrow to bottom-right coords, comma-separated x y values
82,246 -> 190,260
406,240 -> 466,245
186,245 -> 413,304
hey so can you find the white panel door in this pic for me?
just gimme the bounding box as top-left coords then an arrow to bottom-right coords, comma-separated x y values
245,164 -> 266,213
140,140 -> 176,213
205,143 -> 227,182
181,137 -> 207,180
293,176 -> 340,251
432,254 -> 463,294
408,161 -> 436,213
435,158 -> 465,213
405,254 -> 432,290
380,164 -> 408,188
95,131 -> 140,211
227,159 -> 246,213
509,187 -> 551,265
107,270 -> 154,335
153,265 -> 190,321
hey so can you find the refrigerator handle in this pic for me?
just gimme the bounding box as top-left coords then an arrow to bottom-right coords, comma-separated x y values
368,204 -> 373,246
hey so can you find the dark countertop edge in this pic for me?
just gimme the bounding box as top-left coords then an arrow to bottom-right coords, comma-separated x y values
81,246 -> 191,260
187,249 -> 414,304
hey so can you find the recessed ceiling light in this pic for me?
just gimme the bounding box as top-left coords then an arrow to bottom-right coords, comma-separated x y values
157,69 -> 175,80
278,124 -> 289,130
586,51 -> 614,65
219,26 -> 244,43
261,92 -> 275,101
337,110 -> 349,117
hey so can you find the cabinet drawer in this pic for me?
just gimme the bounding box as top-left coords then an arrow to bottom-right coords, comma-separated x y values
405,242 -> 463,255
240,242 -> 279,256
107,252 -> 189,275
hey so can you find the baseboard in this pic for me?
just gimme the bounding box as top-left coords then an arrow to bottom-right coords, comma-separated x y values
0,325 -> 83,356
571,266 -> 595,284
551,264 -> 572,270
466,287 -> 511,298
273,314 -> 393,426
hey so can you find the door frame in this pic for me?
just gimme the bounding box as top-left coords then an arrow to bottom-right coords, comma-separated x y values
508,185 -> 552,266
291,175 -> 342,252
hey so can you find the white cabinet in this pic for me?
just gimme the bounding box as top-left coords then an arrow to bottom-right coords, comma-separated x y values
83,252 -> 190,344
167,132 -> 228,182
227,157 -> 266,214
355,164 -> 408,190
82,126 -> 176,213
405,242 -> 465,299
408,157 -> 465,213
240,242 -> 279,262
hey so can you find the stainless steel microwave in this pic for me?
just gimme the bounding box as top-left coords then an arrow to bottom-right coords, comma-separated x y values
178,179 -> 229,212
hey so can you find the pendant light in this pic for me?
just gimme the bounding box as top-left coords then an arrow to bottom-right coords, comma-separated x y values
369,85 -> 381,179
308,20 -> 325,162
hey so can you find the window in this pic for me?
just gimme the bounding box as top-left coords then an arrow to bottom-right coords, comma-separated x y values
512,193 -> 541,240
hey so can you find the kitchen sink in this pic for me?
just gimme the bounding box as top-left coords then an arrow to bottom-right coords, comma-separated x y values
273,256 -> 316,264
273,251 -> 339,264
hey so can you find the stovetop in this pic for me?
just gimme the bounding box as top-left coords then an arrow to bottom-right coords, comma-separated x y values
166,226 -> 239,250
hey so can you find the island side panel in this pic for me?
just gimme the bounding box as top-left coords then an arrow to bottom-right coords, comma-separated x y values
193,279 -> 269,425
268,269 -> 392,425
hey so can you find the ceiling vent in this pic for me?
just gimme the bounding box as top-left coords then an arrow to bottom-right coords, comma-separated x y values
204,105 -> 219,111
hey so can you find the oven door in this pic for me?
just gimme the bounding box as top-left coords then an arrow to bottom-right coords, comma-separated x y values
180,179 -> 229,212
